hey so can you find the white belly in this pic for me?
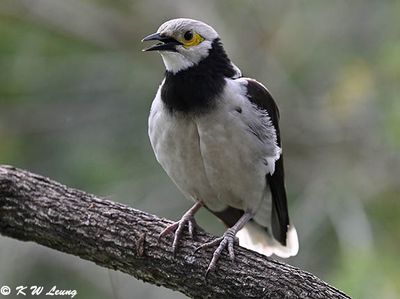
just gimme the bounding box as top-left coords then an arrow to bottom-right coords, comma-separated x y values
148,79 -> 279,214
148,92 -> 222,210
195,108 -> 268,211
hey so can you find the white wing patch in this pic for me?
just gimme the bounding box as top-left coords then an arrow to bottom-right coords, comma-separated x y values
230,78 -> 281,175
247,101 -> 281,175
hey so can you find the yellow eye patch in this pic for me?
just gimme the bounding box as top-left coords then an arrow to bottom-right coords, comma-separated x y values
181,32 -> 205,48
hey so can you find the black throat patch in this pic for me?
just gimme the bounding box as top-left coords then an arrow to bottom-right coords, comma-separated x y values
161,38 -> 237,114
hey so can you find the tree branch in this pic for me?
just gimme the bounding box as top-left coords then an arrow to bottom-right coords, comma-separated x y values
0,165 -> 350,299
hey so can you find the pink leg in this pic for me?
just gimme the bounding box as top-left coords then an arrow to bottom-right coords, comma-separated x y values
195,211 -> 254,275
159,201 -> 203,254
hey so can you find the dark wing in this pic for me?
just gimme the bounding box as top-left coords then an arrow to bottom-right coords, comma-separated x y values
246,78 -> 289,246
204,206 -> 244,228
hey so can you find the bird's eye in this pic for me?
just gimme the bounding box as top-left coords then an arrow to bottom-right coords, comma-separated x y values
184,30 -> 193,41
181,31 -> 204,48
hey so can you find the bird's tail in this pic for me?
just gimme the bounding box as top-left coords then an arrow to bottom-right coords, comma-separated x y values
236,221 -> 299,258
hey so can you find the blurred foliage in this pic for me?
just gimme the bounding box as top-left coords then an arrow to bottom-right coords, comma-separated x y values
1,1 -> 399,298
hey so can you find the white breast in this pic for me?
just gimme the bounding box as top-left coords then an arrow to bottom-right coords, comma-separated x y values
148,78 -> 281,213
148,86 -> 223,210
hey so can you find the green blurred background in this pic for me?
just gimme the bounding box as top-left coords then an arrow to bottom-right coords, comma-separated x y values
1,1 -> 399,298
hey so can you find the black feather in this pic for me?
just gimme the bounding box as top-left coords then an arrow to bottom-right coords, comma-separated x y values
161,38 -> 236,114
204,205 -> 244,228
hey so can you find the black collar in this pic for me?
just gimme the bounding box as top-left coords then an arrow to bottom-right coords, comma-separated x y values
161,39 -> 237,114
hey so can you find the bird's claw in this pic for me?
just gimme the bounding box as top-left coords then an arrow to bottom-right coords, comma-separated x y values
158,213 -> 198,254
195,228 -> 239,275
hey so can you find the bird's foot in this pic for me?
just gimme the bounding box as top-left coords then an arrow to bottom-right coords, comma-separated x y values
158,212 -> 198,255
195,228 -> 239,276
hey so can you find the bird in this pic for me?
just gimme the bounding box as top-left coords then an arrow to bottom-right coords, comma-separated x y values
142,18 -> 299,274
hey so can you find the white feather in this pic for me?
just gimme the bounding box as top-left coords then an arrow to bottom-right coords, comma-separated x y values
237,222 -> 299,257
149,78 -> 281,213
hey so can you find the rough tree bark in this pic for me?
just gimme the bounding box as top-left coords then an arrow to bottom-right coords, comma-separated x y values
0,165 -> 351,299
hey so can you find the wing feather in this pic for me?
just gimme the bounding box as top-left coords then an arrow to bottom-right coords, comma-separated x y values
245,78 -> 290,245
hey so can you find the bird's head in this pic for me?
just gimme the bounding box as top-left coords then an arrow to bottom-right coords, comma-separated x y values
142,18 -> 220,73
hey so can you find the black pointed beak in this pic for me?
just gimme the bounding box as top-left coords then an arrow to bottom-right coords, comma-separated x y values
142,33 -> 182,52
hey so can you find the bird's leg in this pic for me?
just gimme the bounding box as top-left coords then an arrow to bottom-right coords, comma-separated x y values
158,201 -> 203,254
195,211 -> 254,275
